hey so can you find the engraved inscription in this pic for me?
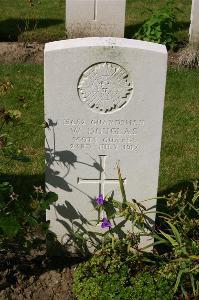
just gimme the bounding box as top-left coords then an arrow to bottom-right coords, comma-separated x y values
78,62 -> 133,113
64,118 -> 144,152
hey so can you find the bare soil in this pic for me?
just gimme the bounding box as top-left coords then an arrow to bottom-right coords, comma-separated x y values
0,42 -> 183,65
0,244 -> 83,300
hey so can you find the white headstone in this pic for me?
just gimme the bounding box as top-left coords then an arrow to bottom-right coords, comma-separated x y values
66,0 -> 126,38
189,0 -> 199,46
45,38 -> 167,252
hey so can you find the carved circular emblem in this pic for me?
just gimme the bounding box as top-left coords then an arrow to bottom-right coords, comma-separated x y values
78,62 -> 133,113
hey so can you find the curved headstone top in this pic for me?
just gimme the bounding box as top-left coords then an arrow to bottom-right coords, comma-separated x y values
45,37 -> 167,53
45,37 -> 167,252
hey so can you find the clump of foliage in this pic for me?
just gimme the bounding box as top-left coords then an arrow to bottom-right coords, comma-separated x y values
91,165 -> 154,250
156,180 -> 199,298
73,241 -> 175,300
134,0 -> 179,49
0,107 -> 26,165
73,169 -> 199,299
0,182 -> 58,251
130,272 -> 176,300
65,165 -> 154,256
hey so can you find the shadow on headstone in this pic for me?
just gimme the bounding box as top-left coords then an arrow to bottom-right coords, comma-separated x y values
45,120 -> 129,255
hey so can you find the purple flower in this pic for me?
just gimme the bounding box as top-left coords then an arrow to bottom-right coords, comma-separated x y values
96,194 -> 105,205
101,218 -> 112,229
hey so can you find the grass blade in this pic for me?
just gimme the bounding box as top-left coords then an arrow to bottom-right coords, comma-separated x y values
117,164 -> 127,205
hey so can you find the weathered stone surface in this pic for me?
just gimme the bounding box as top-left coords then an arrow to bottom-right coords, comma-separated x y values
189,0 -> 199,46
45,38 -> 167,251
66,0 -> 126,38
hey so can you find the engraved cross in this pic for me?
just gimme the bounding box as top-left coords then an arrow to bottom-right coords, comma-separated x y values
93,0 -> 97,20
77,155 -> 126,196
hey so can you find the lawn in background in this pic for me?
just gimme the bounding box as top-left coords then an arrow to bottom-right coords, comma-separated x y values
0,0 -> 65,42
0,0 -> 192,43
0,64 -> 198,194
0,65 -> 44,194
159,67 -> 199,191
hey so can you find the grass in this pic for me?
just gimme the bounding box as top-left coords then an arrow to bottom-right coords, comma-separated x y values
0,65 -> 198,194
0,0 -> 65,42
0,65 -> 44,194
0,0 -> 192,43
159,67 -> 199,191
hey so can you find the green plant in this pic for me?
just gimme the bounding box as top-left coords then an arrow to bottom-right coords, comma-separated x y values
0,107 -> 28,166
73,247 -> 175,300
89,164 -> 160,256
156,180 -> 199,298
73,181 -> 199,299
0,182 -> 58,250
134,0 -> 179,49
73,167 -> 175,298
66,165 -> 154,255
129,271 -> 175,300
77,175 -> 199,298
